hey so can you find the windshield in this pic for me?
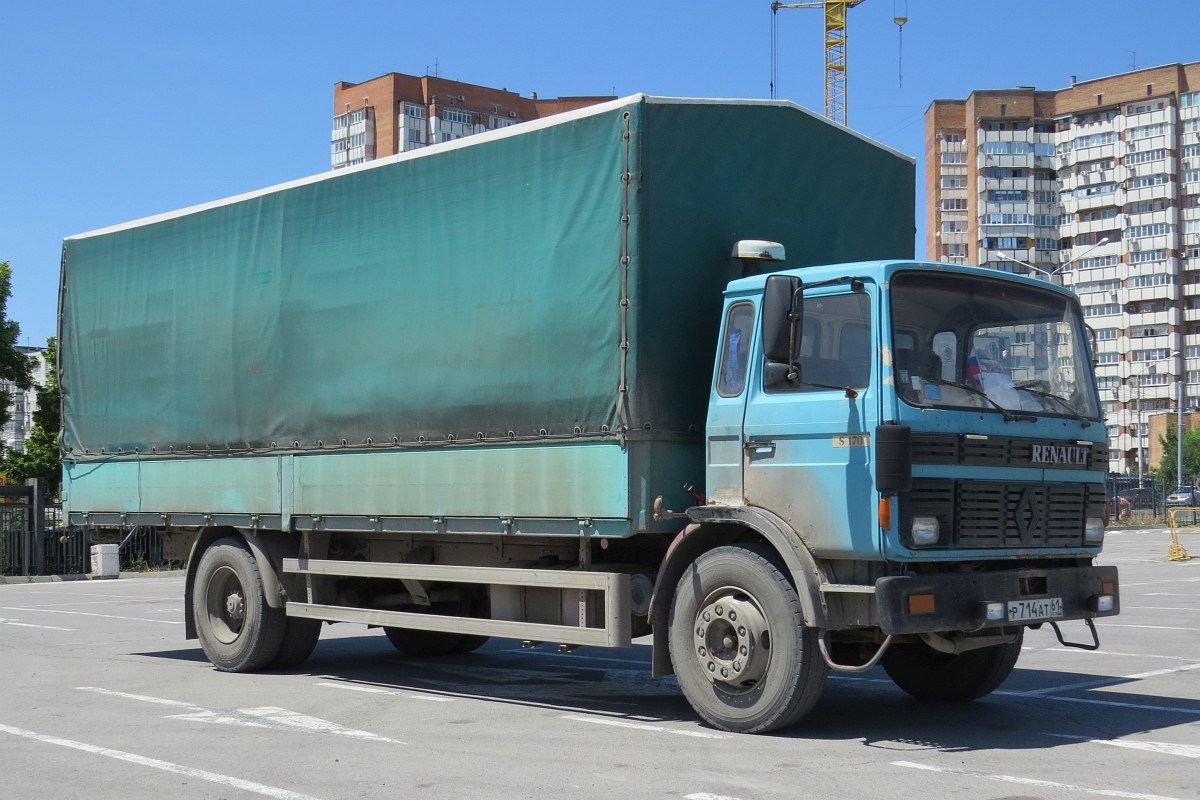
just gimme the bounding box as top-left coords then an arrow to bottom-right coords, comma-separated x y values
890,271 -> 1101,420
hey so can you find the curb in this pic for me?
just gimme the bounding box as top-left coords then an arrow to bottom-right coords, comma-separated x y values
0,569 -> 186,585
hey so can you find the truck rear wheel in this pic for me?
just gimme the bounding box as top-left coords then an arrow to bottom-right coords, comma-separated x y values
383,598 -> 488,657
193,537 -> 286,672
269,617 -> 322,670
384,626 -> 465,657
881,630 -> 1023,702
668,544 -> 827,733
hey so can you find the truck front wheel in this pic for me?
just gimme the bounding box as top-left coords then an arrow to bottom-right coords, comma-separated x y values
193,537 -> 286,672
881,630 -> 1023,702
668,544 -> 828,733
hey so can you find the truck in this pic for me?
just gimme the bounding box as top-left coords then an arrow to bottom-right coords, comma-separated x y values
59,95 -> 1118,734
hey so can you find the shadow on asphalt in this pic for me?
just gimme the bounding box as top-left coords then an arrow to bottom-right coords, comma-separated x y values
135,632 -> 1200,745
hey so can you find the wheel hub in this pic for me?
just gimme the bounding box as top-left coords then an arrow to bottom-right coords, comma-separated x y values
225,591 -> 245,621
693,590 -> 770,688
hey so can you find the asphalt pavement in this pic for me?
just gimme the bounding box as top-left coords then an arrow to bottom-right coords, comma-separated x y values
0,526 -> 1197,799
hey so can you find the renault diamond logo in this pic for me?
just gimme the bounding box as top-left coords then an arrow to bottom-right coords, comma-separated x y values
1014,488 -> 1042,545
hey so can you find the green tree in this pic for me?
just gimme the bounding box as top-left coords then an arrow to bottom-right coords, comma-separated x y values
3,338 -> 61,493
1154,420 -> 1200,489
0,261 -> 34,431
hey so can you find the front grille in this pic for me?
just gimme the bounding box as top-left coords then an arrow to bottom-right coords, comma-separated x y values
905,479 -> 1104,549
911,433 -> 1107,471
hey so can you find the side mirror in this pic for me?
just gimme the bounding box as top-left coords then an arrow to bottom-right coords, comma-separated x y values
762,275 -> 802,387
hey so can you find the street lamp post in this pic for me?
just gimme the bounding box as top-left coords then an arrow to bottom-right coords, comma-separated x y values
996,236 -> 1110,284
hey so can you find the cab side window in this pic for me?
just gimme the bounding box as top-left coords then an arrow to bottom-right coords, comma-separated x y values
717,302 -> 755,397
773,292 -> 872,392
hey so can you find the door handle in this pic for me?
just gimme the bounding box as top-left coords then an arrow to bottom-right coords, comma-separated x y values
744,441 -> 777,458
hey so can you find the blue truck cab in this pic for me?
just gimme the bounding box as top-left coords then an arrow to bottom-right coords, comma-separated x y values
659,247 -> 1117,729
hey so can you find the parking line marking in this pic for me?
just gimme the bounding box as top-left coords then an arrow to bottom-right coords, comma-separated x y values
1035,649 -> 1199,661
1004,692 -> 1200,715
1104,624 -> 1200,632
78,687 -> 201,709
0,618 -> 74,631
77,687 -> 403,743
1009,661 -> 1200,696
0,606 -> 183,625
315,681 -> 454,702
0,722 -> 321,800
1122,607 -> 1200,612
892,760 -> 1185,800
686,794 -> 744,800
563,715 -> 727,739
1046,733 -> 1200,758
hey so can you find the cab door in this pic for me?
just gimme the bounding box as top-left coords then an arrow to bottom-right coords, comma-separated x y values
705,300 -> 756,505
741,288 -> 880,559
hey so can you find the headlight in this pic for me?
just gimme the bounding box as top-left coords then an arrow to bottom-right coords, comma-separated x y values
911,516 -> 940,546
1084,517 -> 1105,544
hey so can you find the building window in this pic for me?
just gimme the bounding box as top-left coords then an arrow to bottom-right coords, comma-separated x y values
982,167 -> 1029,179
1181,91 -> 1200,109
980,141 -> 1032,155
1128,123 -> 1169,140
942,176 -> 968,189
1126,223 -> 1176,238
942,199 -> 968,211
1075,280 -> 1120,293
1129,274 -> 1175,288
1073,131 -> 1117,148
1070,183 -> 1117,199
941,151 -> 967,164
1077,255 -> 1119,270
980,214 -> 1033,226
1127,148 -> 1167,165
1128,173 -> 1170,189
442,108 -> 473,125
982,236 -> 1030,249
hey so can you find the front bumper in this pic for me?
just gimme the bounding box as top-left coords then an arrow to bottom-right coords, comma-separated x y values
875,565 -> 1119,635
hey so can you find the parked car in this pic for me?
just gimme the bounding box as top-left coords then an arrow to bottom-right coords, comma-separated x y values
1117,487 -> 1157,507
1166,487 -> 1199,507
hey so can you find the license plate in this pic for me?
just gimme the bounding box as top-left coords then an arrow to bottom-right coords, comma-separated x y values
1008,597 -> 1063,622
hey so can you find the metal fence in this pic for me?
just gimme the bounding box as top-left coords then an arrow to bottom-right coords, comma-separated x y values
1,479 -> 176,577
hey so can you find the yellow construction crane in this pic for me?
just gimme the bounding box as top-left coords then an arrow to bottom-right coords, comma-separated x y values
771,1 -> 865,126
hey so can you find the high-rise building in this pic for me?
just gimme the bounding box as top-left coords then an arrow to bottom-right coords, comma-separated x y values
1,346 -> 48,453
926,63 -> 1200,476
331,73 -> 615,170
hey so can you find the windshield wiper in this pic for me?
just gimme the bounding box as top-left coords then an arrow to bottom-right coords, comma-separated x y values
1014,383 -> 1092,427
924,378 -> 1036,423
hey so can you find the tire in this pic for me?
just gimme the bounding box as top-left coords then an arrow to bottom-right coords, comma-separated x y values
384,625 -> 466,657
668,544 -> 828,733
193,537 -> 286,672
384,595 -> 489,657
881,630 -> 1023,702
268,617 -> 322,670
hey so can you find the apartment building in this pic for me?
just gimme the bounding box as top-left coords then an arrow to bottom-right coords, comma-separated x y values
926,63 -> 1200,475
1,346 -> 48,453
331,73 -> 615,170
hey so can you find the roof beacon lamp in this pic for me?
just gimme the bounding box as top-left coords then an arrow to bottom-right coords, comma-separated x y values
732,240 -> 786,278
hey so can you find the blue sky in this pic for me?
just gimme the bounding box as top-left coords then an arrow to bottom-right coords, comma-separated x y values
2,0 -> 1196,345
